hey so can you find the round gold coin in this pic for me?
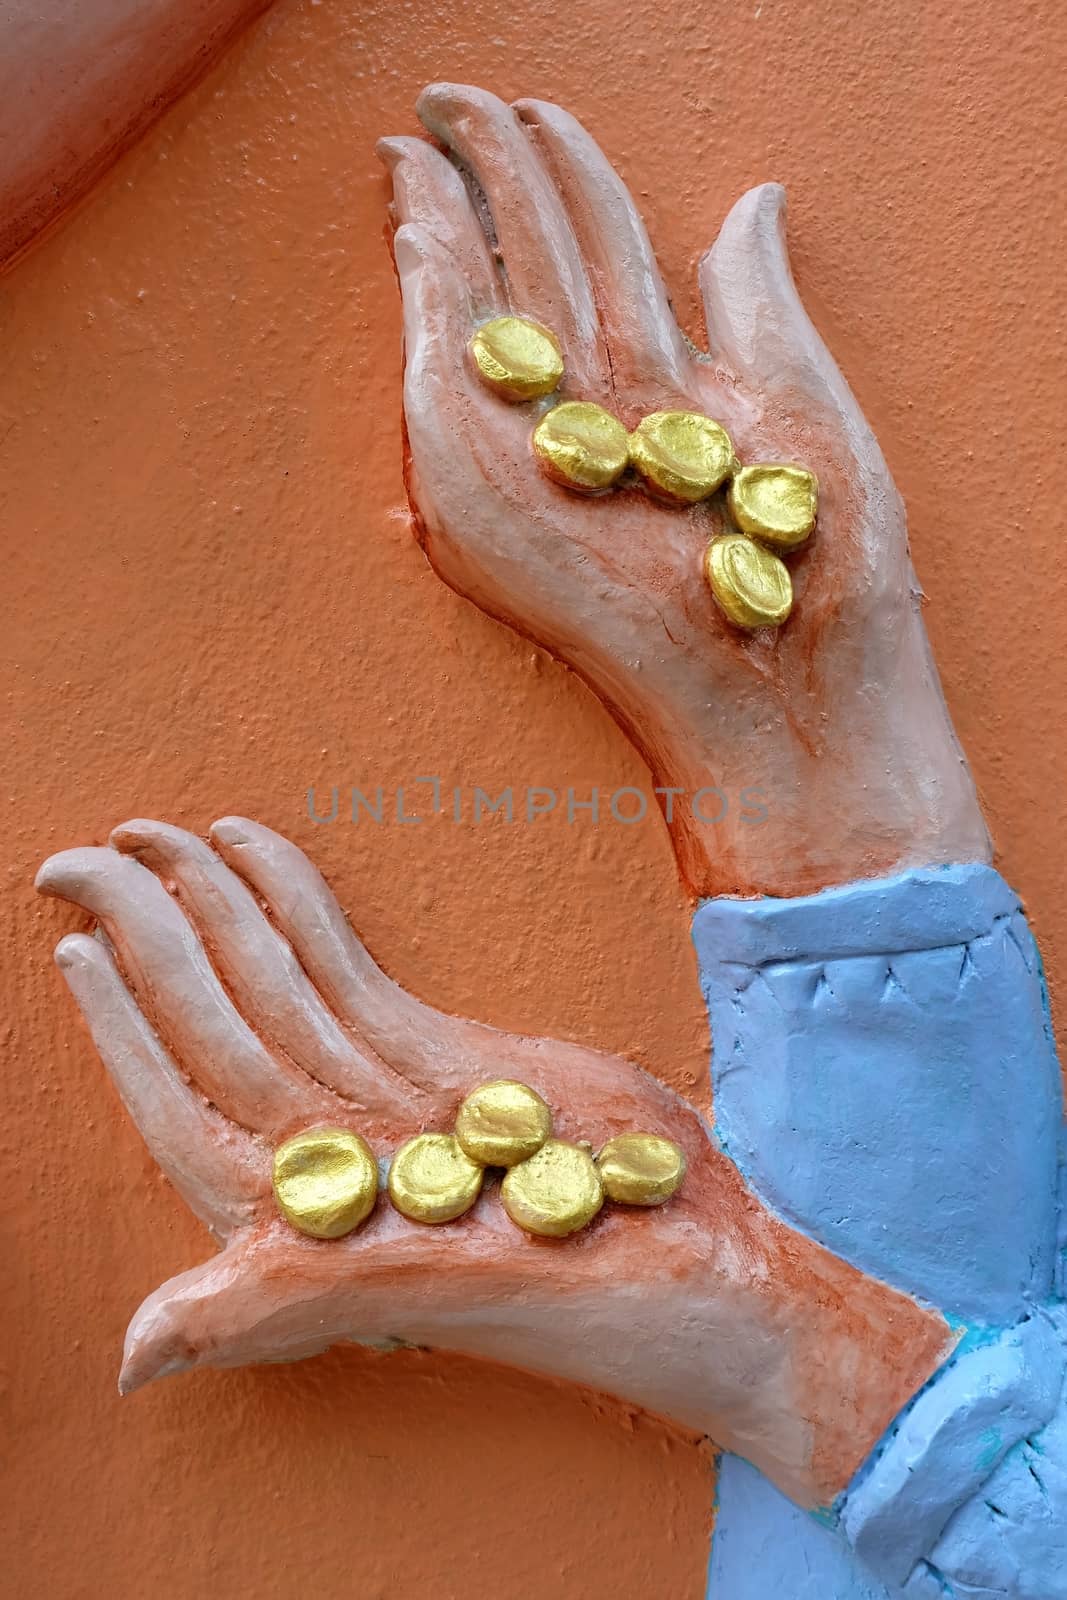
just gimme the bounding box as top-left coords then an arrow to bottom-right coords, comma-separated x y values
628,410 -> 735,503
273,1127 -> 379,1240
704,532 -> 793,629
596,1132 -> 687,1206
455,1079 -> 553,1168
728,463 -> 818,550
468,316 -> 564,401
387,1132 -> 484,1224
532,401 -> 629,492
501,1139 -> 604,1237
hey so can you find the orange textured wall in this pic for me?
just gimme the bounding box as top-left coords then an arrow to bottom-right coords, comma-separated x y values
4,1 -> 1065,1595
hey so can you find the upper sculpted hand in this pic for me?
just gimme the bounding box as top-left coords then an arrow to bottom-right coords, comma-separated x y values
36,817 -> 947,1508
380,86 -> 989,896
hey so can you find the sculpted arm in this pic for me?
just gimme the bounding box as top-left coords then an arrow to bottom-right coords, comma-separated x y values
36,82 -> 1065,1600
36,818 -> 947,1511
376,86 -> 1066,1597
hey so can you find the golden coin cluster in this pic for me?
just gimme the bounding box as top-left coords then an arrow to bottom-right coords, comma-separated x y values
272,1084 -> 687,1242
467,313 -> 818,630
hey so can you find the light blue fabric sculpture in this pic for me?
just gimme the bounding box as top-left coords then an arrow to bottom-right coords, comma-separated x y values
697,867 -> 1067,1597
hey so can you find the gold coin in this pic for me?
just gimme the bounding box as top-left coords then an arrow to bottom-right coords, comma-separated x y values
501,1139 -> 604,1237
728,463 -> 818,550
273,1127 -> 379,1240
387,1133 -> 484,1224
628,411 -> 735,503
532,401 -> 629,492
455,1079 -> 552,1167
705,532 -> 793,629
468,316 -> 564,401
596,1133 -> 687,1206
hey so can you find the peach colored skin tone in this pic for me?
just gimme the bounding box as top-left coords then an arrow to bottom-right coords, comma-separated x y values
0,0 -> 273,271
6,2 -> 1065,1596
36,818 -> 949,1509
29,79 -> 965,1513
383,86 -> 989,900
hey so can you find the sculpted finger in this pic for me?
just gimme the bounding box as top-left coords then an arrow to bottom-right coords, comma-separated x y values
55,933 -> 269,1239
700,181 -> 906,592
378,134 -> 501,314
417,82 -> 605,394
36,847 -> 341,1136
393,219 -> 476,401
389,219 -> 521,562
119,1237 -> 262,1393
700,183 -> 889,468
118,1213 -> 536,1395
209,816 -> 722,1113
109,820 -> 415,1122
514,97 -> 691,397
209,815 -> 470,1093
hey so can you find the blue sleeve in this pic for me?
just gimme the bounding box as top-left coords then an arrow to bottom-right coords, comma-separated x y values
691,862 -> 1062,1321
694,865 -> 1066,1599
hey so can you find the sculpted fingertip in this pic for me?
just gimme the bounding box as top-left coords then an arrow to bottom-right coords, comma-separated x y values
118,1334 -> 148,1395
34,847 -> 93,897
209,816 -> 253,849
415,80 -> 457,125
34,859 -> 58,895
117,1335 -> 191,1394
108,817 -> 169,854
376,136 -> 407,172
392,222 -> 432,273
121,1303 -> 194,1394
752,179 -> 788,214
511,97 -> 558,127
416,81 -> 495,139
724,182 -> 788,249
53,932 -> 97,972
117,1354 -> 158,1396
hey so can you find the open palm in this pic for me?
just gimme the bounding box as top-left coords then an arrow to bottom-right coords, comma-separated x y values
380,85 -> 987,896
36,815 -> 945,1508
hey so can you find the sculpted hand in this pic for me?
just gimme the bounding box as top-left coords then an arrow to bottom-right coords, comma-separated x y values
36,817 -> 947,1507
380,86 -> 989,896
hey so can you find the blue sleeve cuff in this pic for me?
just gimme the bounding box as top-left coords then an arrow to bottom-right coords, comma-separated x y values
693,862 -> 1021,967
841,1312 -> 1066,1590
691,863 -> 1062,1320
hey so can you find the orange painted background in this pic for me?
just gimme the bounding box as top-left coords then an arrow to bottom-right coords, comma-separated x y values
4,1 -> 1065,1594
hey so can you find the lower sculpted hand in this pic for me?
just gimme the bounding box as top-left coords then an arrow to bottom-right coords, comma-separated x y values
380,85 -> 989,896
37,816 -> 947,1508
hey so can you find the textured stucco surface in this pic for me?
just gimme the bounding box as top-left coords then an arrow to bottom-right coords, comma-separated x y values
2,0 -> 1065,1595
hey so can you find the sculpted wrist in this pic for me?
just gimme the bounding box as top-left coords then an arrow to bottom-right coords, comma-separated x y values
646,632 -> 991,898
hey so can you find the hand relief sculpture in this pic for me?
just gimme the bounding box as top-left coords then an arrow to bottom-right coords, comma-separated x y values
37,85 -> 1066,1599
